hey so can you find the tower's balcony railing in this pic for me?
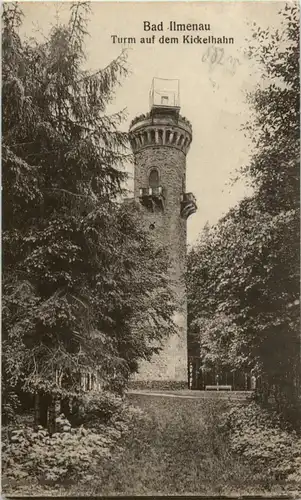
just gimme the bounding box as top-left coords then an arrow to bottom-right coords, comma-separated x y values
139,186 -> 163,197
139,186 -> 164,211
180,192 -> 197,219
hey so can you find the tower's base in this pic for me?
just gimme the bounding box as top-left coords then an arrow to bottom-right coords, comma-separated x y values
130,328 -> 188,390
128,380 -> 188,391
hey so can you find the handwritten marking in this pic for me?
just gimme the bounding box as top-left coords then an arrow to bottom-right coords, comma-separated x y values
202,46 -> 241,76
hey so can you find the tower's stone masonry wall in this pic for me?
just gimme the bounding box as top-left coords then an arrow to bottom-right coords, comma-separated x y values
133,145 -> 188,382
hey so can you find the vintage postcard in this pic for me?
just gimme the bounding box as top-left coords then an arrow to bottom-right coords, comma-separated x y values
2,0 -> 300,497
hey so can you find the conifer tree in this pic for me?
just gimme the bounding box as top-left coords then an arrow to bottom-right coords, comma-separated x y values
2,2 -> 175,426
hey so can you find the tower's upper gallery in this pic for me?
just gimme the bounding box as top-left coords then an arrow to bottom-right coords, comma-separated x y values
129,111 -> 192,155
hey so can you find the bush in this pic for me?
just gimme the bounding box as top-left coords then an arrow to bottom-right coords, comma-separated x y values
221,402 -> 301,485
74,391 -> 125,427
2,400 -> 144,487
3,419 -> 114,484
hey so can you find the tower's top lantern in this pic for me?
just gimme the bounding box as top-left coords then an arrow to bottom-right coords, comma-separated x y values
129,77 -> 192,155
149,78 -> 180,115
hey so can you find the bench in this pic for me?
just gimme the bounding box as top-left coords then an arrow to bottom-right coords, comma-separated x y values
205,385 -> 232,391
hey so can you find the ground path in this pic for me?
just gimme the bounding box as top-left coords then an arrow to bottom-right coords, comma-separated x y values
90,390 -> 287,496
128,388 -> 252,401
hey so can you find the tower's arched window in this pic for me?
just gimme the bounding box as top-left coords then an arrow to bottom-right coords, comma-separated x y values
149,168 -> 159,188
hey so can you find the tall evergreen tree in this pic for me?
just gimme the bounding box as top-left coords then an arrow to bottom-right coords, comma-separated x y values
2,2 -> 175,425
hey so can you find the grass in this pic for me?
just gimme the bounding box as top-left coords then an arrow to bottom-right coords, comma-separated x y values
84,393 -> 278,496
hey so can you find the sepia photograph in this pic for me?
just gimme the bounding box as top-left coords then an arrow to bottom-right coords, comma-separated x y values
2,0 -> 300,497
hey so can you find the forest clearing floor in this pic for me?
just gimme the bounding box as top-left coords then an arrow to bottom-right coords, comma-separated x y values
82,392 -> 289,497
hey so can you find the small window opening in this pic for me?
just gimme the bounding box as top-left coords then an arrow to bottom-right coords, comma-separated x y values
149,168 -> 159,188
161,95 -> 169,105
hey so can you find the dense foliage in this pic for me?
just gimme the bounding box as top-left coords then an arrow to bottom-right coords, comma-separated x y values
187,3 -> 300,423
244,3 -> 299,214
2,2 -> 175,421
3,395 -> 144,486
221,402 -> 301,486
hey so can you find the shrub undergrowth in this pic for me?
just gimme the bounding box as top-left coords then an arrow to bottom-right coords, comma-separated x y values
2,392 -> 144,490
221,401 -> 301,488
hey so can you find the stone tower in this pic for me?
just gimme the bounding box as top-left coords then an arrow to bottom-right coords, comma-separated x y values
129,78 -> 197,387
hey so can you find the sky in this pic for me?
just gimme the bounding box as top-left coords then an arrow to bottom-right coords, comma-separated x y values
19,1 -> 285,244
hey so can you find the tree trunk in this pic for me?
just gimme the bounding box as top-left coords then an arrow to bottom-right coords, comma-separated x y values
47,396 -> 59,435
39,394 -> 50,428
34,392 -> 40,428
